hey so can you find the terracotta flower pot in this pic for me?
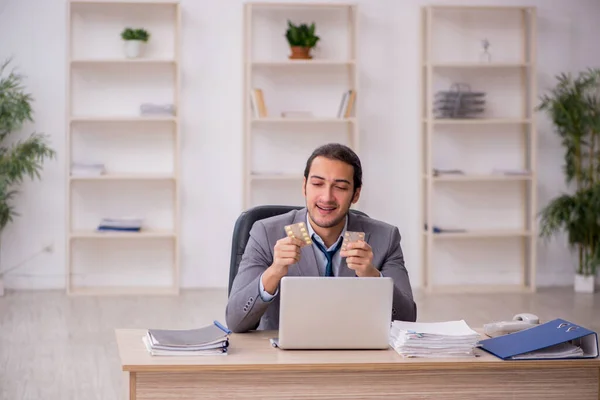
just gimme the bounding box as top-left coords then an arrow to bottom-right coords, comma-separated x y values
289,46 -> 312,60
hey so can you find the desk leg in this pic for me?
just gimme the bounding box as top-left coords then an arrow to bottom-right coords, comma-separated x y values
129,372 -> 137,400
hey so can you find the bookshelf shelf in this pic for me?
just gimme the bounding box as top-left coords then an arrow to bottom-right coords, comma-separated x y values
70,116 -> 177,123
424,230 -> 531,239
250,173 -> 304,181
66,0 -> 181,296
243,2 -> 359,208
425,174 -> 532,182
70,230 -> 175,238
70,0 -> 179,4
68,286 -> 178,296
427,62 -> 529,69
69,174 -> 175,181
248,2 -> 353,9
421,284 -> 528,294
421,5 -> 537,293
251,60 -> 356,66
252,117 -> 355,124
427,118 -> 531,125
71,58 -> 176,65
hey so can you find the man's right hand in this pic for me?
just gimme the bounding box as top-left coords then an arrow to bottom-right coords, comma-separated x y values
261,236 -> 304,295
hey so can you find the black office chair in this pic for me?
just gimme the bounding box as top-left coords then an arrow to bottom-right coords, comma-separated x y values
228,205 -> 369,295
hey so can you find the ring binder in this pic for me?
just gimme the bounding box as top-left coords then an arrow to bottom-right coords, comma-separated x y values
479,318 -> 599,360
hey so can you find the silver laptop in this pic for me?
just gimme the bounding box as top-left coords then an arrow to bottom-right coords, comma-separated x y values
273,276 -> 393,350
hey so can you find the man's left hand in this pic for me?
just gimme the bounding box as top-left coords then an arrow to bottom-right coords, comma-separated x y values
341,241 -> 380,277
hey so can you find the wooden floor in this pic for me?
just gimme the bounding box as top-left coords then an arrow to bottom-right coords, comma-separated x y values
0,287 -> 598,400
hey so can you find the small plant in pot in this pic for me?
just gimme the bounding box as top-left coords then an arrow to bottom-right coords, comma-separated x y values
537,68 -> 600,293
121,27 -> 150,58
285,20 -> 320,60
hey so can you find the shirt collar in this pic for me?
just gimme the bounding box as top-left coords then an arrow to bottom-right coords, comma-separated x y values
306,211 -> 348,251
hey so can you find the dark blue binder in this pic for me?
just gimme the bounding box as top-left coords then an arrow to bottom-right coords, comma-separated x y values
478,318 -> 599,360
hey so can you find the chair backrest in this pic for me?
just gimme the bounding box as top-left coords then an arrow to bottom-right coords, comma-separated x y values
228,205 -> 369,295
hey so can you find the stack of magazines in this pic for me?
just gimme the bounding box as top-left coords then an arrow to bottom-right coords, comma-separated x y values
389,320 -> 480,358
142,321 -> 231,356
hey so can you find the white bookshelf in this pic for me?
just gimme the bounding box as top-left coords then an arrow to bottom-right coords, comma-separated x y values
421,6 -> 537,293
243,2 -> 359,208
66,0 -> 180,295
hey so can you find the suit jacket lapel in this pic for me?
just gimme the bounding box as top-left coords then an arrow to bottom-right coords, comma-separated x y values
293,208 -> 320,277
348,210 -> 370,243
339,210 -> 370,277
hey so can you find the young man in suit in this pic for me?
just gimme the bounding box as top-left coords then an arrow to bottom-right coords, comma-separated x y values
225,143 -> 417,333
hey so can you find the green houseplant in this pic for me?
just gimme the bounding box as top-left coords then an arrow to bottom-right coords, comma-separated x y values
120,27 -> 150,58
537,68 -> 600,293
285,20 -> 320,60
0,59 -> 55,233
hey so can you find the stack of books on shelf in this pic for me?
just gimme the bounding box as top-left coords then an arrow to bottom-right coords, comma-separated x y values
423,224 -> 467,234
281,111 -> 313,118
250,88 -> 268,118
140,102 -> 176,116
97,217 -> 143,232
337,89 -> 356,118
389,320 -> 480,358
491,168 -> 531,176
142,321 -> 231,356
70,162 -> 105,177
433,168 -> 465,176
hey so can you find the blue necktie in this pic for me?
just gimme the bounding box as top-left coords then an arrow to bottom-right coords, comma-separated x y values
312,234 -> 343,277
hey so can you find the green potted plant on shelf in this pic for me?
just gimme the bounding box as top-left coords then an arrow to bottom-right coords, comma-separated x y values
284,20 -> 320,60
120,27 -> 150,58
537,68 -> 600,293
0,59 -> 55,293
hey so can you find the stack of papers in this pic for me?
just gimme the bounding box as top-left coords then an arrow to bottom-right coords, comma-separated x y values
389,320 -> 480,358
142,321 -> 231,356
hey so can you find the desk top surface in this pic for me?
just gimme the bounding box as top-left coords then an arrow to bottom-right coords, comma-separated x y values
116,329 -> 600,372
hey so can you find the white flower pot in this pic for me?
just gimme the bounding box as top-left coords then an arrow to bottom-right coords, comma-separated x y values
124,40 -> 145,58
574,273 -> 595,293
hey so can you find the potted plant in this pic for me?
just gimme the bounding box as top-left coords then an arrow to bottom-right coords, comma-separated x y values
537,68 -> 600,293
285,20 -> 320,60
0,59 -> 55,293
120,27 -> 150,58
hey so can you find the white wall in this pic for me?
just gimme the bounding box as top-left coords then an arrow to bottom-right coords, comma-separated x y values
1,0 -> 599,291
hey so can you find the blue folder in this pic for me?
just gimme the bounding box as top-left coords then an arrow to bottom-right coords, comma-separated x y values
478,318 -> 598,360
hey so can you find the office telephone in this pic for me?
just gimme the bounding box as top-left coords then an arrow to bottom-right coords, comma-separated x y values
483,313 -> 540,338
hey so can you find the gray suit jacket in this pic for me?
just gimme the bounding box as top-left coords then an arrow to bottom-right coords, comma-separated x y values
225,208 -> 417,333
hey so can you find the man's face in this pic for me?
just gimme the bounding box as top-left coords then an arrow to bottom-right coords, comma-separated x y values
303,156 -> 361,229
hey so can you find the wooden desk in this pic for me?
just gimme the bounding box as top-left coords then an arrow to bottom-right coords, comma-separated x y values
116,329 -> 600,400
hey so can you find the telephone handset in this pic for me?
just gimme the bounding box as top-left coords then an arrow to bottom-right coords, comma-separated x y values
483,313 -> 540,338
